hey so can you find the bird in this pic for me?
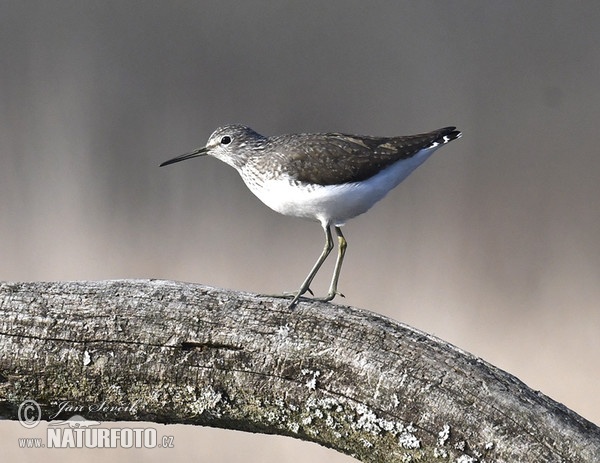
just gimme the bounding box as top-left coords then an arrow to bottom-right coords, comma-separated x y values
160,124 -> 461,307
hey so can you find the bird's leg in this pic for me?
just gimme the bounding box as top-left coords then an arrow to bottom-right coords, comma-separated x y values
315,226 -> 346,302
287,224 -> 334,308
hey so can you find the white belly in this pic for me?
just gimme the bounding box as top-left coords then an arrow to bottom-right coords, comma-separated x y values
241,146 -> 440,227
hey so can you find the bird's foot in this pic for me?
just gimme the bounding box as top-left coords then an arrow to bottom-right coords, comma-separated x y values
312,290 -> 345,303
262,287 -> 314,299
260,288 -> 315,308
261,288 -> 344,309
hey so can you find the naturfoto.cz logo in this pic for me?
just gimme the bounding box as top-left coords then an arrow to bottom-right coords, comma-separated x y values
17,399 -> 175,449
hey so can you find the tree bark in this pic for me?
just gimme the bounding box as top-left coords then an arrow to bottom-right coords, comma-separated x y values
0,280 -> 598,462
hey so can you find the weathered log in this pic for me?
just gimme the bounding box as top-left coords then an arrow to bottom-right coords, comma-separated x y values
0,280 -> 598,462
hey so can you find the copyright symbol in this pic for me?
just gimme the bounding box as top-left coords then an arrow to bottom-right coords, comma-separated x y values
18,399 -> 41,428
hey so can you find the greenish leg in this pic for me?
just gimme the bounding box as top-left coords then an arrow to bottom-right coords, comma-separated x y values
316,226 -> 346,302
288,224 -> 334,308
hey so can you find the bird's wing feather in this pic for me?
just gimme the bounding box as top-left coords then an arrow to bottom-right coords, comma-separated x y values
274,127 -> 460,185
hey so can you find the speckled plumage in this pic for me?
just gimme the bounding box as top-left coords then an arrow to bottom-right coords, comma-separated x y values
265,127 -> 460,185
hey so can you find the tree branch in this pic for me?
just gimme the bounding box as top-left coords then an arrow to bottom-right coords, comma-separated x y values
0,280 -> 598,461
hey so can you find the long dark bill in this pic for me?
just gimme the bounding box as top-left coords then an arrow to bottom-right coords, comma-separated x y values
160,147 -> 208,167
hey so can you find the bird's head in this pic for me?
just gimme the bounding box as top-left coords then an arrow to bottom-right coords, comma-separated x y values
160,125 -> 266,170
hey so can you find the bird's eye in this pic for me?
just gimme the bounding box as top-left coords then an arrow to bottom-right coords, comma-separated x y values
221,136 -> 231,145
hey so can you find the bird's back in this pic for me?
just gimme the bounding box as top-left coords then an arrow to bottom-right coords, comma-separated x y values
264,127 -> 460,186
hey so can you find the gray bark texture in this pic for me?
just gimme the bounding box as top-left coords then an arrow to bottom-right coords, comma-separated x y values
0,280 -> 598,462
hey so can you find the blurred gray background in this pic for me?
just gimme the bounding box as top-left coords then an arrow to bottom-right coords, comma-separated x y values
2,1 -> 599,461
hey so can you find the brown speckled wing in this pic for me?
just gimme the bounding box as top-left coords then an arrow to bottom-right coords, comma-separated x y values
273,127 -> 460,186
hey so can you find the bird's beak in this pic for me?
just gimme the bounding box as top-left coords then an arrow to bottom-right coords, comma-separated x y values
160,146 -> 209,167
